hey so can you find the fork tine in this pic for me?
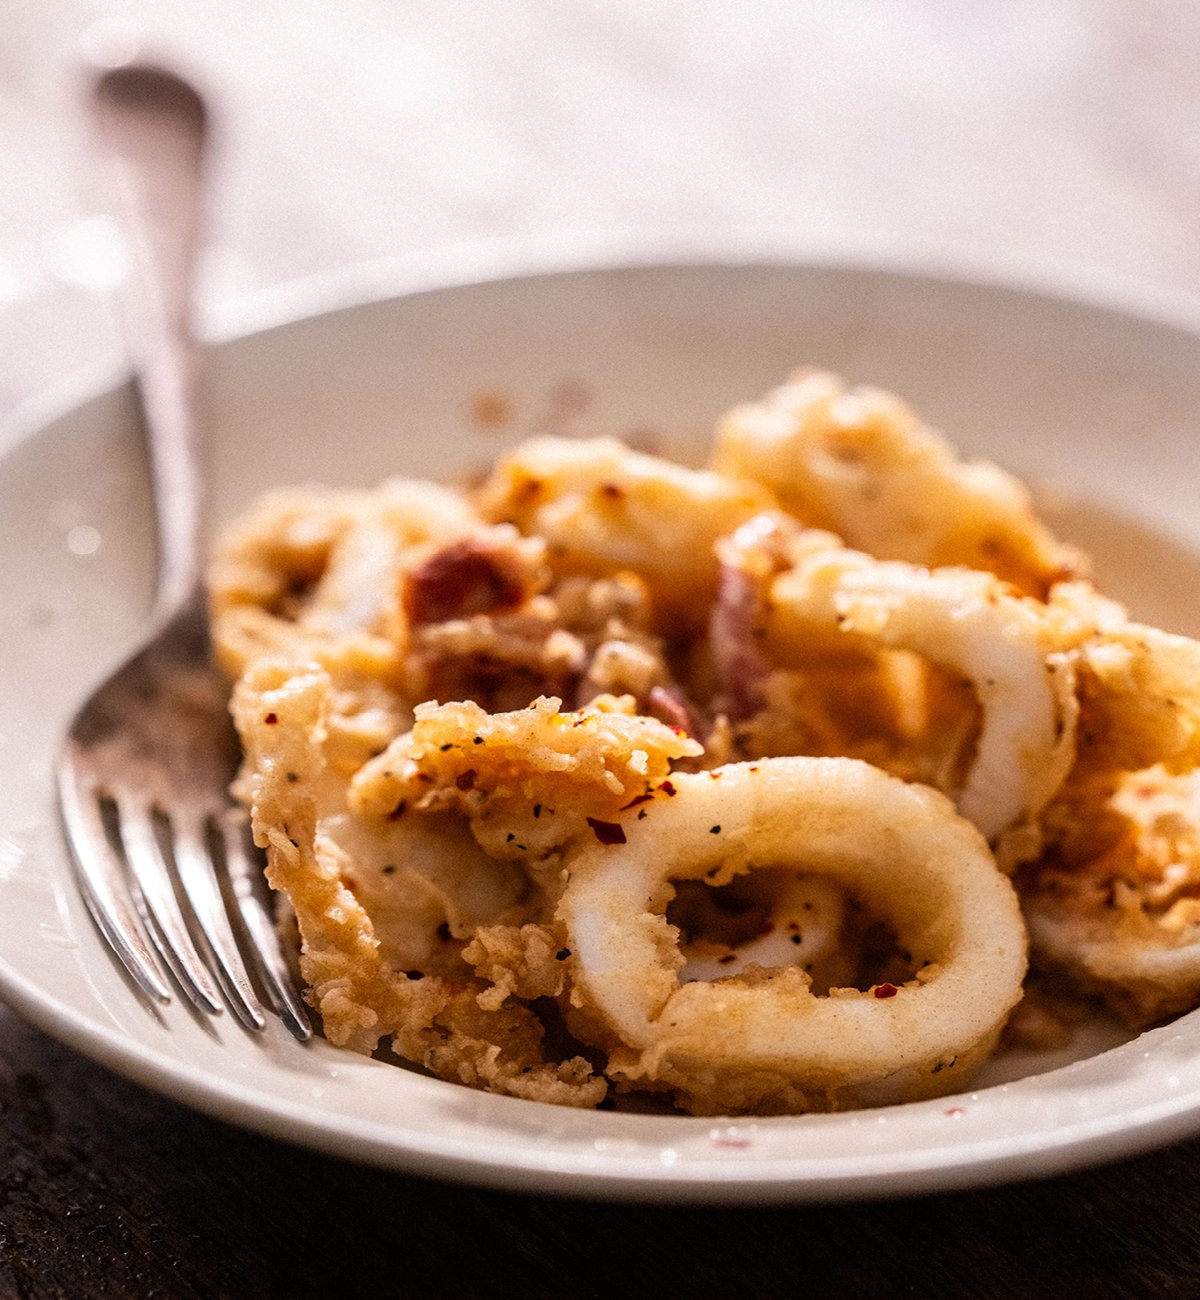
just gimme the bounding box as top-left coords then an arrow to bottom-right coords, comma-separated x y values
219,810 -> 313,1041
172,810 -> 267,1032
114,792 -> 224,1016
57,760 -> 172,1005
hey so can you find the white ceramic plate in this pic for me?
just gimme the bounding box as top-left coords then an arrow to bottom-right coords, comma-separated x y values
6,255 -> 1200,1203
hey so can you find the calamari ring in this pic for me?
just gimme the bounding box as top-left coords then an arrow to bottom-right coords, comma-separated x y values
767,543 -> 1078,844
558,757 -> 1026,1114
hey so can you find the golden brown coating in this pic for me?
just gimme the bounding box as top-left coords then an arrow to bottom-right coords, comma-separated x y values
1023,620 -> 1200,1025
232,661 -> 606,1107
476,435 -> 775,629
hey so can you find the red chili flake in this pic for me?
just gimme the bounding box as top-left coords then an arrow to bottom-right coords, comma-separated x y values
620,793 -> 655,811
263,712 -> 278,725
944,1107 -> 965,1118
874,983 -> 899,999
712,1137 -> 752,1150
659,780 -> 677,797
455,769 -> 477,791
586,817 -> 627,845
387,800 -> 408,821
708,770 -> 723,780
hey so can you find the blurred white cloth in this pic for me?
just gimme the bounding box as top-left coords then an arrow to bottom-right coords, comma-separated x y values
3,0 -> 1200,429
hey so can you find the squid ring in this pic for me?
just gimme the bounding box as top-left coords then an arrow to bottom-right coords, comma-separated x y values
768,545 -> 1078,843
558,757 -> 1027,1114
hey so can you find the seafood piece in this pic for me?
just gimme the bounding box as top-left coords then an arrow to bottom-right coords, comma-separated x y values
209,479 -> 480,679
1024,620 -> 1200,1024
713,370 -> 1083,597
558,757 -> 1027,1115
476,435 -> 774,628
765,536 -> 1079,847
231,660 -> 606,1107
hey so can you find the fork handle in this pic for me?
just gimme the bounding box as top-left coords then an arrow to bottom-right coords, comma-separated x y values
92,64 -> 210,618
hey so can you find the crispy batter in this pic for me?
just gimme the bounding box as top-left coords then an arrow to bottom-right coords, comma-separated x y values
210,480 -> 480,679
1024,621 -> 1200,1024
476,436 -> 775,629
765,535 -> 1080,849
350,694 -> 701,864
231,660 -> 606,1107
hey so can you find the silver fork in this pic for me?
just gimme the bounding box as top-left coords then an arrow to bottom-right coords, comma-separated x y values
56,62 -> 310,1041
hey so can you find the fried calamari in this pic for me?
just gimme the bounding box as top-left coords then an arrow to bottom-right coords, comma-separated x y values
211,367 -> 1200,1115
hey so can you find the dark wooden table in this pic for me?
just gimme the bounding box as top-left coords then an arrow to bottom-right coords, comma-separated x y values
1,998 -> 1197,1299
